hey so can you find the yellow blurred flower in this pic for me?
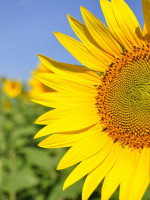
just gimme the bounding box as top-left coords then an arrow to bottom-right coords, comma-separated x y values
29,63 -> 53,97
3,80 -> 22,98
3,100 -> 12,110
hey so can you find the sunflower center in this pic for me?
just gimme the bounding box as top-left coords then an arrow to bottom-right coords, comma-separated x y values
96,45 -> 150,150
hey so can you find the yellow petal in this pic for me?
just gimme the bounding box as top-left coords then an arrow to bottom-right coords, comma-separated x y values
34,112 -> 99,138
128,150 -> 149,200
143,23 -> 148,36
80,6 -> 122,57
35,109 -> 66,124
38,131 -> 89,148
142,0 -> 150,34
35,106 -> 98,125
112,0 -> 143,47
118,150 -> 137,200
67,14 -> 113,63
119,149 -> 150,200
32,92 -> 97,109
57,125 -> 108,170
37,55 -> 101,82
101,148 -> 130,200
37,71 -> 96,89
100,0 -> 132,50
63,140 -> 113,190
36,73 -> 97,94
54,32 -> 107,71
143,24 -> 150,42
37,55 -> 101,86
82,143 -> 121,200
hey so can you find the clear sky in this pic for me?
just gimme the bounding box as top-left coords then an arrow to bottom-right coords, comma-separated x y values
0,0 -> 144,81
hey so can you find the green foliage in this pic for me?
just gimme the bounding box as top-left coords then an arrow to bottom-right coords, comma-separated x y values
0,95 -> 83,200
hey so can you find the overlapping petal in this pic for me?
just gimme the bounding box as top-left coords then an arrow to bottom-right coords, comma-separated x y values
118,149 -> 149,200
101,148 -> 131,200
63,140 -> 113,190
143,0 -> 150,34
82,143 -> 122,200
37,55 -> 101,83
111,0 -> 143,47
67,14 -> 114,63
80,6 -> 122,57
100,0 -> 133,50
54,32 -> 107,71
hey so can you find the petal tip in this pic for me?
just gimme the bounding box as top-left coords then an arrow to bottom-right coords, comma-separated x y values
63,178 -> 73,191
67,13 -> 71,18
34,118 -> 39,124
34,134 -> 38,139
56,164 -> 62,170
63,183 -> 67,191
37,141 -> 44,147
53,31 -> 59,36
80,6 -> 87,13
37,54 -> 43,59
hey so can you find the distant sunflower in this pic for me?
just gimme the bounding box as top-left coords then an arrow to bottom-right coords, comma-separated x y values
3,80 -> 22,98
29,63 -> 53,97
32,0 -> 150,199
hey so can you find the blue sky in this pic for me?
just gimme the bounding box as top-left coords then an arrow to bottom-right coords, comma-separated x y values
0,0 -> 144,81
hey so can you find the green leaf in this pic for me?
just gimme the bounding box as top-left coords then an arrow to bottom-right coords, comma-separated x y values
48,177 -> 83,200
142,185 -> 150,200
109,188 -> 119,200
20,147 -> 60,170
3,168 -> 39,192
13,126 -> 36,138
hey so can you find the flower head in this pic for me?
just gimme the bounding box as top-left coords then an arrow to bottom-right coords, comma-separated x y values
33,0 -> 150,199
3,79 -> 22,98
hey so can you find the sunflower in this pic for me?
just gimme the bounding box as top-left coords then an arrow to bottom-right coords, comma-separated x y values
32,0 -> 150,199
29,63 -> 53,97
3,79 -> 22,98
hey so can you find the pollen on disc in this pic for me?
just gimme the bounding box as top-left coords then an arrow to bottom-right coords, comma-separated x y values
96,45 -> 150,150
